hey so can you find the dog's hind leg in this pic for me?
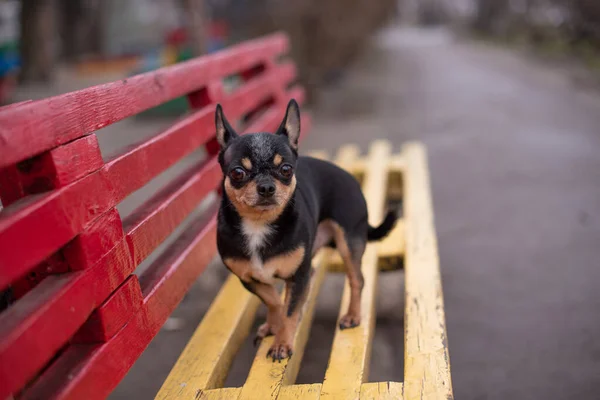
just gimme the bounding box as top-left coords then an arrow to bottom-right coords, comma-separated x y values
330,222 -> 366,329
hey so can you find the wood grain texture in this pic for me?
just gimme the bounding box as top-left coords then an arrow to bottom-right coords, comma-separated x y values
320,141 -> 391,400
168,382 -> 405,400
238,249 -> 332,400
359,382 -> 403,400
197,387 -> 243,400
278,384 -> 323,400
402,142 -> 453,400
0,33 -> 289,169
19,208 -> 218,400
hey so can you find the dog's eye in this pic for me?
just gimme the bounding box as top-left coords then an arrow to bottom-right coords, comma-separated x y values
230,167 -> 246,182
279,164 -> 293,178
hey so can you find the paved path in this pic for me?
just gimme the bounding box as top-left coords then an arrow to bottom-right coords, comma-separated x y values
303,26 -> 600,400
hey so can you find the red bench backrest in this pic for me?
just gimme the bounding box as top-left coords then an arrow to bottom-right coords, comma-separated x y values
0,33 -> 309,400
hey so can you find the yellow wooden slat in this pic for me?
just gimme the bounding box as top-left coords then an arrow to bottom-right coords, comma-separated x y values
200,383 -> 322,400
155,277 -> 260,399
349,153 -> 403,177
320,140 -> 392,400
197,387 -> 241,400
278,384 -> 322,400
236,249 -> 332,399
402,142 -> 453,399
389,153 -> 406,172
201,382 -> 404,400
333,144 -> 361,170
327,147 -> 404,272
328,218 -> 405,272
324,144 -> 364,272
360,382 -> 404,400
377,219 -> 405,259
307,150 -> 329,160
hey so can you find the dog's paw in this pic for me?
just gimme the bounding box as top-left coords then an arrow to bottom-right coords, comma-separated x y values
253,322 -> 273,347
266,340 -> 293,362
339,314 -> 361,330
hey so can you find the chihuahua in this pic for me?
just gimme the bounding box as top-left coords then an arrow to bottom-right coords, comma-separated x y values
215,99 -> 397,361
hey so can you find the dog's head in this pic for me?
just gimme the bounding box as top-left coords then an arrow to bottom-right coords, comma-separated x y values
215,99 -> 301,222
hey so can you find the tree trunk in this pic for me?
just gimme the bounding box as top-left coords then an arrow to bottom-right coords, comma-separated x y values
59,0 -> 105,60
19,0 -> 57,83
180,0 -> 207,56
474,0 -> 509,35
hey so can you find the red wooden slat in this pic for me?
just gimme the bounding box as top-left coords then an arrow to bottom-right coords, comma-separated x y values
0,239 -> 133,400
0,169 -> 114,290
63,208 -> 124,270
0,135 -> 102,207
0,165 -> 25,207
0,65 -> 296,289
0,99 -> 33,111
46,135 -> 104,187
0,33 -> 289,168
73,275 -> 143,343
20,210 -> 219,400
124,157 -> 221,266
10,253 -> 70,299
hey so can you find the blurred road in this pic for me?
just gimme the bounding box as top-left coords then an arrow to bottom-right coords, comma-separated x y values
13,25 -> 600,400
303,26 -> 600,399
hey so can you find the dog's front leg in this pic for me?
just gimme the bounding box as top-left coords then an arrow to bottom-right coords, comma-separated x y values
240,280 -> 283,346
268,264 -> 313,361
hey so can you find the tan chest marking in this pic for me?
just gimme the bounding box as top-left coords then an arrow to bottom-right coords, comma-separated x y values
223,246 -> 305,284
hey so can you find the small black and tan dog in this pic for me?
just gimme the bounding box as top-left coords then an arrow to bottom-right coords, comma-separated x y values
215,99 -> 396,361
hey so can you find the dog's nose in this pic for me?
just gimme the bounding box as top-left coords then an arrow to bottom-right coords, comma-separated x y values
257,182 -> 276,198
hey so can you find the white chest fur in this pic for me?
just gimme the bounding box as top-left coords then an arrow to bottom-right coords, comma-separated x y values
241,219 -> 274,282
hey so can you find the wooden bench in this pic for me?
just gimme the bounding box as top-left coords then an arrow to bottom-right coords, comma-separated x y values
0,33 -> 452,399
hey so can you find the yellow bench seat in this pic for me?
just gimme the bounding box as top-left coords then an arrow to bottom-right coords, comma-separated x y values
156,141 -> 453,400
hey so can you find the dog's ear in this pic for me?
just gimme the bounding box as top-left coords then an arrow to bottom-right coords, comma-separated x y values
215,104 -> 238,148
276,99 -> 301,151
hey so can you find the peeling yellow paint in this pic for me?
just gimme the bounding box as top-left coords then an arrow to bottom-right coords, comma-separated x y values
320,141 -> 391,400
402,143 -> 453,399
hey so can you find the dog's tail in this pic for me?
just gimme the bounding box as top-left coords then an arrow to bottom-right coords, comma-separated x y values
367,209 -> 398,241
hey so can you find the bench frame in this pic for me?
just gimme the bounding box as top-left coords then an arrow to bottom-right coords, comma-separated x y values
0,31 -> 452,399
0,33 -> 307,400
